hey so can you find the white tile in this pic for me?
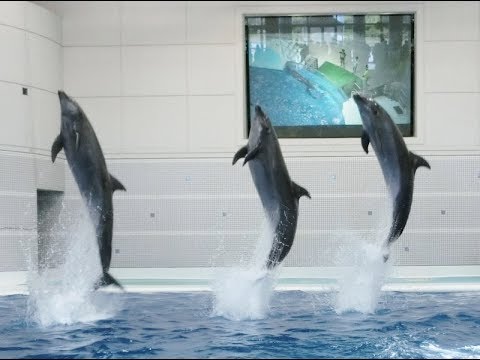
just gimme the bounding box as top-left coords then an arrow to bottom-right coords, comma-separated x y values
64,47 -> 121,97
75,97 -> 122,153
0,1 -> 25,29
0,82 -> 31,148
62,1 -> 121,46
122,97 -> 188,152
188,45 -> 235,94
425,1 -> 479,41
0,26 -> 26,84
35,155 -> 65,194
189,95 -> 236,151
25,1 -> 61,43
425,42 -> 480,93
425,93 -> 480,147
187,2 -> 234,44
30,88 -> 60,151
32,1 -> 62,16
121,1 -> 186,45
26,33 -> 61,92
122,46 -> 187,96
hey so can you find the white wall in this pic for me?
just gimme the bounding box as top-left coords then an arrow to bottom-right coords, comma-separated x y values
37,1 -> 480,156
0,1 -> 63,271
11,1 -> 480,271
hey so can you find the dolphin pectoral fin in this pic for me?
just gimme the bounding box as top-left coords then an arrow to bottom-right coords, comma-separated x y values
361,130 -> 370,154
243,145 -> 261,166
411,152 -> 431,172
110,174 -> 126,192
232,145 -> 248,165
51,135 -> 64,163
292,181 -> 311,199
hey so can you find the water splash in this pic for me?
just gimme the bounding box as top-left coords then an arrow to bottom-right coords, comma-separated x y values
420,343 -> 480,359
334,239 -> 390,314
27,202 -> 119,327
211,267 -> 276,321
211,221 -> 278,321
334,205 -> 393,314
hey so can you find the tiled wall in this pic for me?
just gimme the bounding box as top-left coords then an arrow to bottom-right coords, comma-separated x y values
40,1 -> 479,156
58,155 -> 480,268
0,2 -> 64,271
1,1 -> 479,271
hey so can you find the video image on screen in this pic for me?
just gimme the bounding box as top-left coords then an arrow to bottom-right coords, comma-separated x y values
245,14 -> 415,138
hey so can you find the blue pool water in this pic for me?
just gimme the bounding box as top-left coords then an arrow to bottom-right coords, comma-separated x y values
249,66 -> 347,127
1,291 -> 480,358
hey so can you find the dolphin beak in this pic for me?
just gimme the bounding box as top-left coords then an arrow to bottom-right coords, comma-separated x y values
254,105 -> 270,129
254,105 -> 265,118
352,93 -> 366,105
352,93 -> 372,114
58,90 -> 68,101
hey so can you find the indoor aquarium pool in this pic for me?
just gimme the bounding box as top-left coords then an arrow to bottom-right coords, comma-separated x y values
248,66 -> 347,127
1,291 -> 480,359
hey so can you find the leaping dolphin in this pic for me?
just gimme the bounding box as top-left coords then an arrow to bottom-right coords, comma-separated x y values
233,105 -> 311,269
353,93 -> 430,261
52,90 -> 126,289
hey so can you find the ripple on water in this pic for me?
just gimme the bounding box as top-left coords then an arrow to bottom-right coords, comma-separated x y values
0,292 -> 478,358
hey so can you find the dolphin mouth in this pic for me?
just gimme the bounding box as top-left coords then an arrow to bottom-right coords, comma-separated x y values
254,105 -> 265,118
253,105 -> 270,129
58,90 -> 68,100
352,93 -> 367,106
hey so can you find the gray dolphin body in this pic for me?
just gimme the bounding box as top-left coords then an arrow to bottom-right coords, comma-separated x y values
353,93 -> 430,260
233,106 -> 311,269
51,90 -> 125,289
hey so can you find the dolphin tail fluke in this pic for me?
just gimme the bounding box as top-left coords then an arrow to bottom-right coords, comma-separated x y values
382,245 -> 390,263
410,152 -> 431,172
253,269 -> 269,285
51,135 -> 64,163
96,272 -> 124,291
110,174 -> 126,192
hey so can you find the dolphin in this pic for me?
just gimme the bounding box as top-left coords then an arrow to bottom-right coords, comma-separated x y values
51,90 -> 125,289
233,105 -> 311,269
352,93 -> 430,261
284,61 -> 325,99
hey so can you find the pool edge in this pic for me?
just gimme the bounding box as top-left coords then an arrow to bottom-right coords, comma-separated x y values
3,266 -> 480,295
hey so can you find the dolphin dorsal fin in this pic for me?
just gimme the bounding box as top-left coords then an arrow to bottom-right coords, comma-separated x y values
292,181 -> 311,199
110,174 -> 126,192
410,152 -> 431,172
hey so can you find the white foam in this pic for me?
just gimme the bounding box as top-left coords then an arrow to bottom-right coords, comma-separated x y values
26,202 -> 119,327
334,205 -> 393,314
421,343 -> 480,359
211,267 -> 276,321
211,221 -> 278,321
334,240 -> 389,314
